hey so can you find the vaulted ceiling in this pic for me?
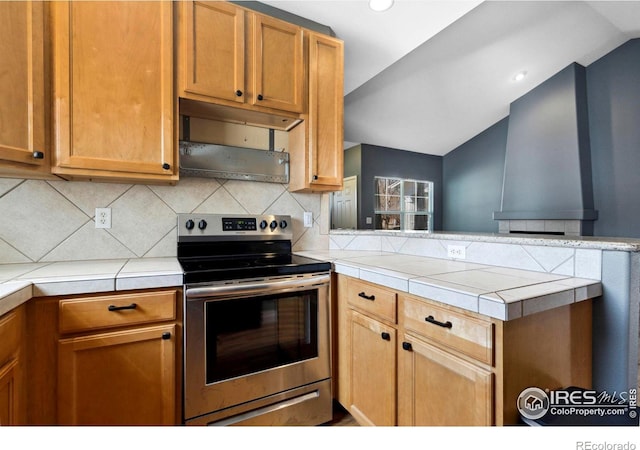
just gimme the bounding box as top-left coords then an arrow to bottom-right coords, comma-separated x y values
261,1 -> 640,156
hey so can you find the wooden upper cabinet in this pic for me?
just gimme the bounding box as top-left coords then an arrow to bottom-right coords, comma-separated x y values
51,1 -> 177,183
180,1 -> 245,104
0,1 -> 48,178
289,32 -> 344,192
177,1 -> 303,115
251,14 -> 303,113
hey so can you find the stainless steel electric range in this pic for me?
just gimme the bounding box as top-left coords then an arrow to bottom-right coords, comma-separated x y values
177,213 -> 333,426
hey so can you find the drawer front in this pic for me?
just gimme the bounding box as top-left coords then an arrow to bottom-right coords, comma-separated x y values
59,290 -> 177,334
401,295 -> 493,365
347,278 -> 396,323
0,309 -> 21,366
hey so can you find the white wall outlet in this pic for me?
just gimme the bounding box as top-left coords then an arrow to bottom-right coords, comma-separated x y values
447,244 -> 466,259
95,207 -> 112,229
303,211 -> 313,228
366,217 -> 372,225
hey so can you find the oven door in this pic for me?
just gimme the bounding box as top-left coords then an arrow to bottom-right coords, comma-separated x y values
183,273 -> 331,423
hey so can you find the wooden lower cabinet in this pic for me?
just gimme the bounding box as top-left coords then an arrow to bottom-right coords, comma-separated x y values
27,288 -> 182,425
0,305 -> 26,426
398,333 -> 493,426
58,324 -> 176,425
349,311 -> 396,426
335,274 -> 593,426
0,307 -> 26,426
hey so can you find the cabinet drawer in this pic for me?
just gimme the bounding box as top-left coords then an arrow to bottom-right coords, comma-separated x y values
347,278 -> 396,323
0,309 -> 21,366
59,290 -> 177,334
401,296 -> 493,365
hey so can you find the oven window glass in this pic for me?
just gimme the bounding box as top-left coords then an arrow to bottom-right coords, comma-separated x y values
205,290 -> 318,384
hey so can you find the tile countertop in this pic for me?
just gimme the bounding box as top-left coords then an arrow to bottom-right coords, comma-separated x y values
295,250 -> 602,321
0,258 -> 183,317
1,252 -> 602,321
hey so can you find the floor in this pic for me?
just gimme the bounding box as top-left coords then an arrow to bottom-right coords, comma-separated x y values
321,401 -> 359,426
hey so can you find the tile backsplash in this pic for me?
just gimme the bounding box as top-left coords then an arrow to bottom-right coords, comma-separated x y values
329,232 -> 603,280
0,177 -> 329,264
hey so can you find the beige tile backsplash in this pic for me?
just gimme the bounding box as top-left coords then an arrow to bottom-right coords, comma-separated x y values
0,177 -> 329,263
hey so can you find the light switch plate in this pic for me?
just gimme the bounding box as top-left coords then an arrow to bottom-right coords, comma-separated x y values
303,211 -> 313,228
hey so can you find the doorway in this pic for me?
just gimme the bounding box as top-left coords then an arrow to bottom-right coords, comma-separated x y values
331,176 -> 357,229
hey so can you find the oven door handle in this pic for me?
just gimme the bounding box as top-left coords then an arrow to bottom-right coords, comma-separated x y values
186,274 -> 330,299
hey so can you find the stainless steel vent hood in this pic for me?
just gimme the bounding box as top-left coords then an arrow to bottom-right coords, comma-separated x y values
494,63 -> 598,236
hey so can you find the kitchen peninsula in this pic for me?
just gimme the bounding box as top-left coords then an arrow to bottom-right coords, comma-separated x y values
1,228 -> 639,425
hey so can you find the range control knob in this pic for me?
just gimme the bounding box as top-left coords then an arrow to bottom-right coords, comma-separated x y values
270,220 -> 278,230
259,220 -> 268,230
185,219 -> 195,230
198,219 -> 207,230
280,220 -> 288,229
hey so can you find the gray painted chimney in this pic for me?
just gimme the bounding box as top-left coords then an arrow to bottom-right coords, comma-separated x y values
494,63 -> 598,235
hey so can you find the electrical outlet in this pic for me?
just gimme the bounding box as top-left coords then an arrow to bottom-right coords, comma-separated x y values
303,211 -> 313,228
447,244 -> 466,259
95,207 -> 112,229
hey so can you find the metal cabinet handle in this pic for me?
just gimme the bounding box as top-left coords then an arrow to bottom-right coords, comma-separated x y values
257,94 -> 264,101
162,163 -> 171,170
235,90 -> 243,97
108,303 -> 137,312
162,332 -> 171,340
358,292 -> 375,301
425,315 -> 453,329
33,151 -> 44,159
402,342 -> 412,351
381,332 -> 390,341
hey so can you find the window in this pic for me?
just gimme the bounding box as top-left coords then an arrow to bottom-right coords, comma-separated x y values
374,177 -> 433,231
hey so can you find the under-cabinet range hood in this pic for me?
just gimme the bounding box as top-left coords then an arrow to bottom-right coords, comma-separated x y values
179,141 -> 290,183
494,63 -> 598,236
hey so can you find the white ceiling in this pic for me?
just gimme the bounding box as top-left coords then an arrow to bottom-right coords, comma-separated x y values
260,1 -> 640,156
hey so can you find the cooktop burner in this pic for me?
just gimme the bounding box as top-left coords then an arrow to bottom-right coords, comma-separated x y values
177,213 -> 331,284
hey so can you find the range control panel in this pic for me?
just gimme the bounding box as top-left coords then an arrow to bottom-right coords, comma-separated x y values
177,214 -> 292,241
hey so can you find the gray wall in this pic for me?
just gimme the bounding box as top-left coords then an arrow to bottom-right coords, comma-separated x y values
346,144 -> 443,230
587,39 -> 640,238
442,118 -> 508,232
443,38 -> 640,239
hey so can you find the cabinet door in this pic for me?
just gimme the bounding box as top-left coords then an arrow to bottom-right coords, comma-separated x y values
0,1 -> 47,176
289,32 -> 343,192
252,13 -> 303,113
0,359 -> 20,426
179,0 -> 245,104
398,334 -> 493,426
307,32 -> 343,187
51,1 -> 175,181
349,310 -> 396,426
0,307 -> 25,426
58,324 -> 176,425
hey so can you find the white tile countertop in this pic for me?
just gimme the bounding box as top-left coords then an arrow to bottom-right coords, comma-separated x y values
0,257 -> 183,316
1,252 -> 602,321
295,250 -> 602,321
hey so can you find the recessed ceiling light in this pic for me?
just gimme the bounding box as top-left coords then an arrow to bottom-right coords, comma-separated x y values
513,71 -> 528,82
369,0 -> 394,12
